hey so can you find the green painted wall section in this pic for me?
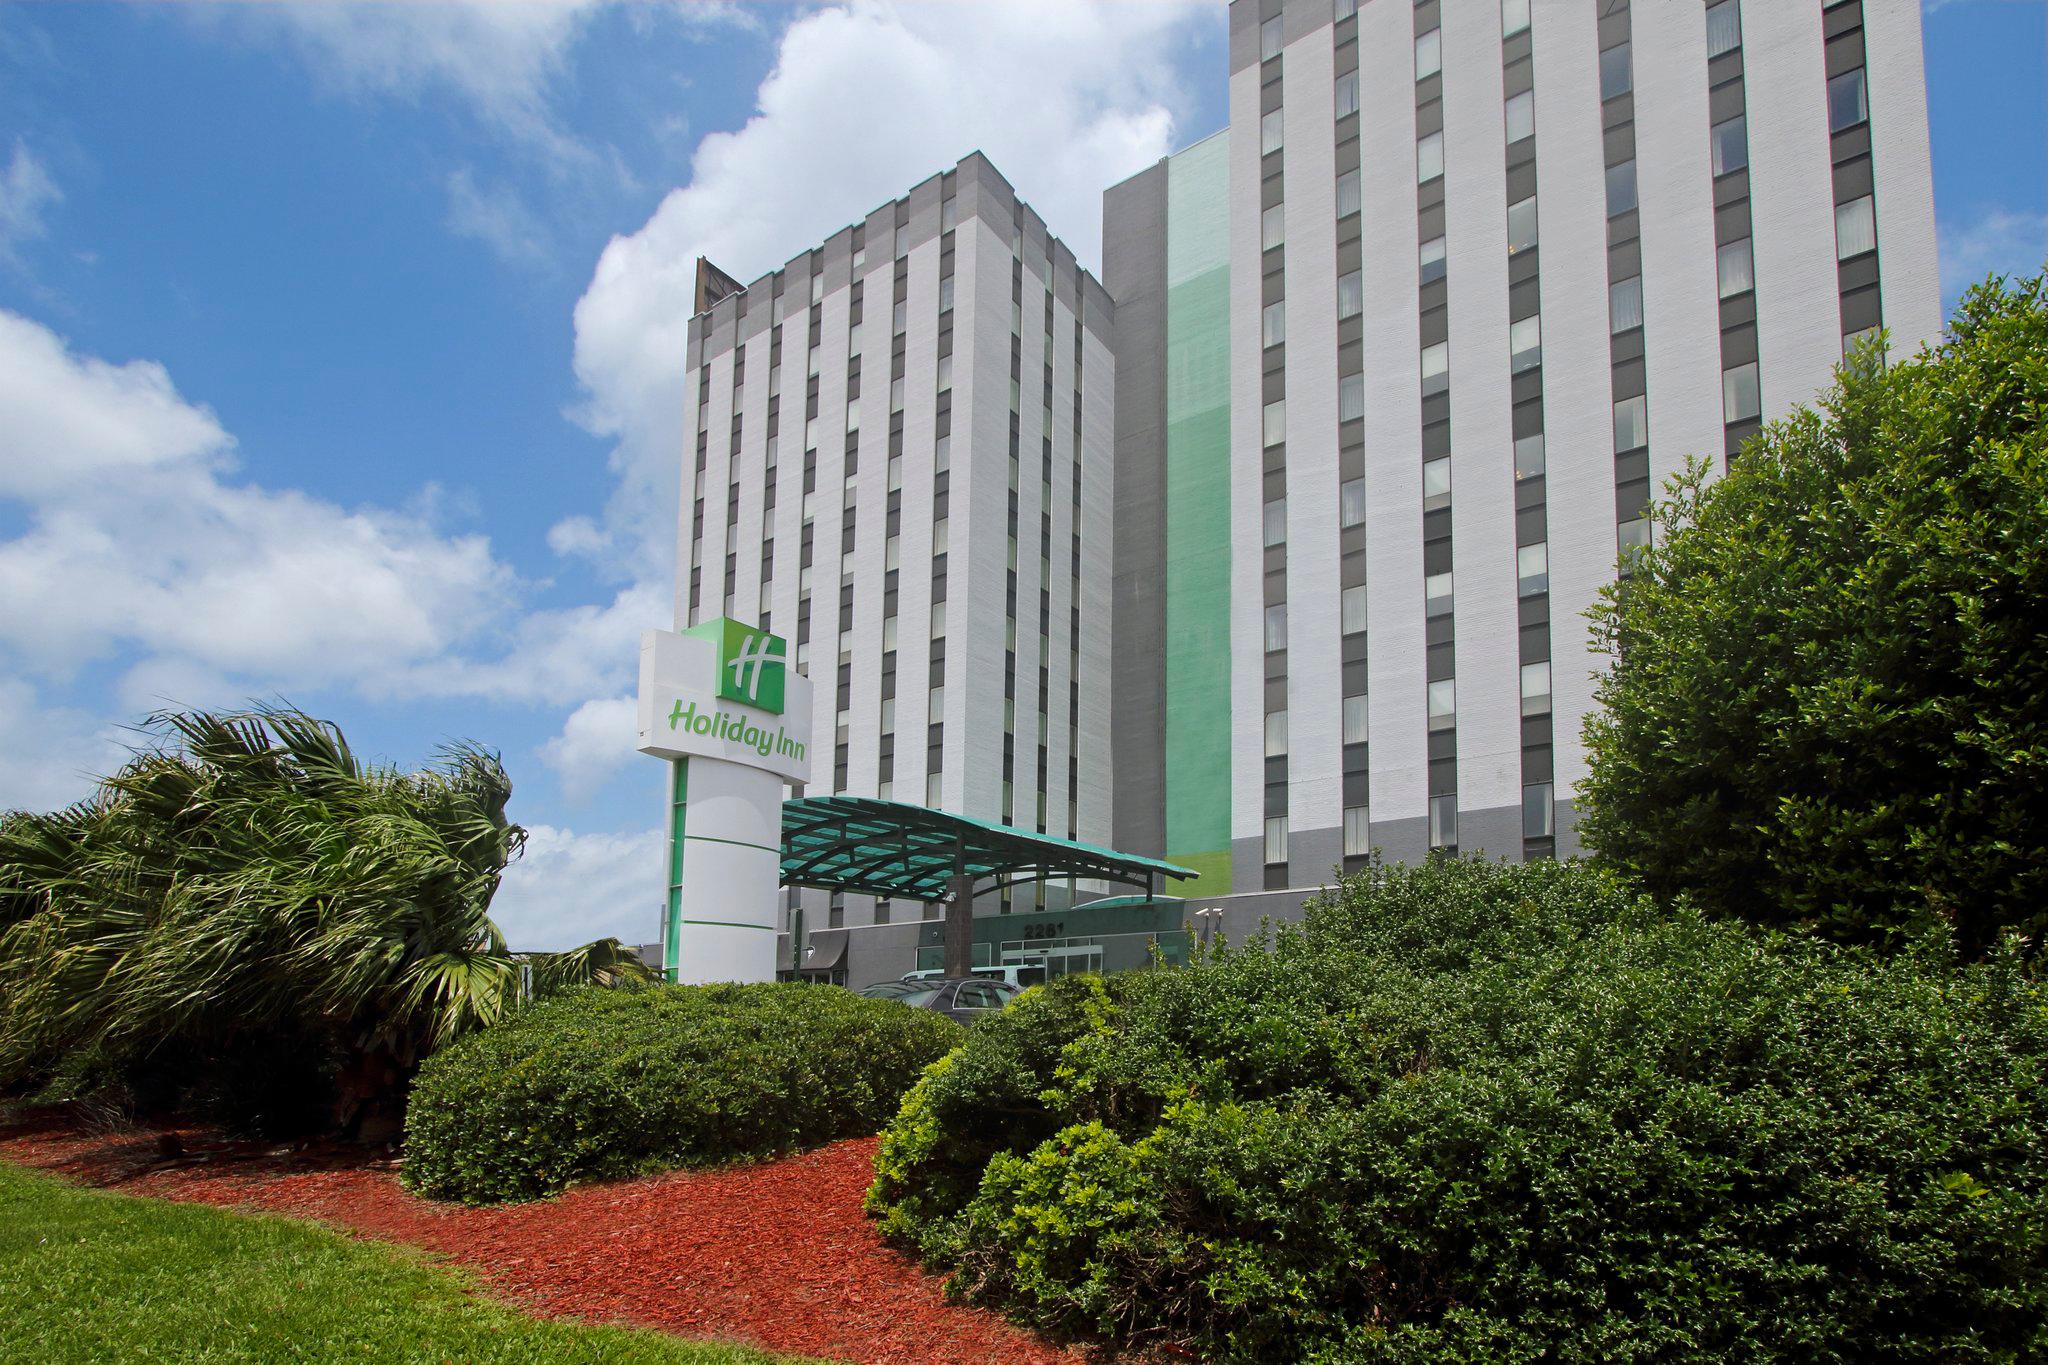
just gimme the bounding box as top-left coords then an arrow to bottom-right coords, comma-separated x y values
1163,134 -> 1232,890
663,758 -> 688,979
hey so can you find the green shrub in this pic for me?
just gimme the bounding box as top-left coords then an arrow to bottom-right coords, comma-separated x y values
404,982 -> 961,1202
1581,271 -> 2048,955
868,858 -> 2048,1362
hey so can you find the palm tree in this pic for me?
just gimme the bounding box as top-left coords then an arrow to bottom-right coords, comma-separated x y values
0,705 -> 648,1136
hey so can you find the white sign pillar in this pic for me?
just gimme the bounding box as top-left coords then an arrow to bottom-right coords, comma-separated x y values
636,619 -> 812,984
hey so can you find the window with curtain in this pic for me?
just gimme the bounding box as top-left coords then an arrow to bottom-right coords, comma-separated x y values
1337,169 -> 1361,219
1261,108 -> 1284,155
1340,373 -> 1365,422
1263,300 -> 1286,348
1510,315 -> 1542,372
1836,195 -> 1877,259
1260,15 -> 1283,60
1417,131 -> 1444,183
1344,806 -> 1370,856
1723,361 -> 1761,423
1342,585 -> 1368,635
1522,783 -> 1554,838
1263,497 -> 1286,548
1336,72 -> 1361,118
1429,794 -> 1458,847
1505,90 -> 1535,144
1264,816 -> 1288,865
1421,341 -> 1449,395
1515,433 -> 1546,480
1614,394 -> 1648,452
1341,477 -> 1367,528
1507,195 -> 1538,254
1419,235 -> 1447,284
1264,709 -> 1287,757
1610,275 -> 1644,332
1263,399 -> 1286,446
1711,116 -> 1748,177
1717,238 -> 1754,297
1706,0 -> 1741,57
1502,0 -> 1530,37
1423,456 -> 1451,510
1517,542 -> 1549,597
1343,693 -> 1370,745
1520,660 -> 1552,714
1264,604 -> 1287,653
1414,28 -> 1441,80
1338,270 -> 1364,318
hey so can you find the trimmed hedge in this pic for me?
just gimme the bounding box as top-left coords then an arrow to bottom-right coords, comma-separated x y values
404,983 -> 961,1203
867,858 -> 2048,1362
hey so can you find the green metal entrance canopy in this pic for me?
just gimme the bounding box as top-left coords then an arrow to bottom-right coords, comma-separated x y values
780,796 -> 1196,903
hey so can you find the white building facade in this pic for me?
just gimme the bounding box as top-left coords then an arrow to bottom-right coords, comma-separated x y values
679,154 -> 1118,940
1190,0 -> 1941,893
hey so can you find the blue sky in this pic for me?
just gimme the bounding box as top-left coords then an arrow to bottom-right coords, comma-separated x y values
0,1 -> 2039,950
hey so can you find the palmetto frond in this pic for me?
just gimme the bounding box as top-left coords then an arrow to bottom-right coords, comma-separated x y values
0,704 -> 650,1110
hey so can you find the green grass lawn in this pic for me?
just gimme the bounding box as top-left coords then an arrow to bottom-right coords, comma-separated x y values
0,1163 -> 790,1363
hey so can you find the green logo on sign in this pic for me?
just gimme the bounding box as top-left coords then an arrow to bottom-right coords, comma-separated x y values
709,618 -> 787,714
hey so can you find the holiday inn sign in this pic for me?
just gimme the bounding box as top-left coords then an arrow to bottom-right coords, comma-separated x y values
637,618 -> 812,786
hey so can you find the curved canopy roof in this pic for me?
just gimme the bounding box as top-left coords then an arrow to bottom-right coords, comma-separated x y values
780,796 -> 1196,902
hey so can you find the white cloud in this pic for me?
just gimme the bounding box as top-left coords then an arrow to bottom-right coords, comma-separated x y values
539,695 -> 639,802
0,678 -> 126,814
0,140 -> 61,266
490,822 -> 665,951
1940,205 -> 2048,309
444,167 -> 548,266
570,0 -> 1212,574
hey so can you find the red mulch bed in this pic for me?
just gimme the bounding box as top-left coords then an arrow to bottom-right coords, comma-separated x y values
0,1112 -> 1081,1364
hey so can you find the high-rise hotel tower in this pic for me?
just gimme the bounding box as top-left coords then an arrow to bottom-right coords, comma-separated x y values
674,0 -> 1942,980
1108,0 -> 1939,898
680,155 -> 1117,938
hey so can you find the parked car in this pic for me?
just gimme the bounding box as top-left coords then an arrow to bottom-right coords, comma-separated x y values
896,977 -> 1019,1024
855,979 -> 929,1001
901,963 -> 1046,989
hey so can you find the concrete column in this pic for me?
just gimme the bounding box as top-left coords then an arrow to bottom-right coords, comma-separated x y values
944,870 -> 975,978
668,757 -> 786,983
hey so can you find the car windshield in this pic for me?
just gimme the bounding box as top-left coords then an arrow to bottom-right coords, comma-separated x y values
897,987 -> 946,1007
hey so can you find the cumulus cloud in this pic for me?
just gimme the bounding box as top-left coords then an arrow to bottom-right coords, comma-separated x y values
0,678 -> 127,814
539,695 -> 640,802
490,822 -> 665,951
569,0 -> 1211,573
1940,205 -> 2048,310
0,140 -> 61,266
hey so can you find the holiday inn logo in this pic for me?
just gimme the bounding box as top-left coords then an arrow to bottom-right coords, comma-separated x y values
691,617 -> 787,714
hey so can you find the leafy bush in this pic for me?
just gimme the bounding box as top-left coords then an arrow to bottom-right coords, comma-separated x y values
868,858 -> 2048,1362
1582,271 -> 2048,955
404,982 -> 963,1202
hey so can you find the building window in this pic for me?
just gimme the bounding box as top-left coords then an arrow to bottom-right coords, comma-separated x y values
1522,782 -> 1554,839
1335,72 -> 1361,118
1844,324 -> 1882,357
1342,584 -> 1369,635
1338,270 -> 1364,318
1334,0 -> 1356,20
1502,0 -> 1530,37
1711,116 -> 1748,177
1417,131 -> 1445,183
928,685 -> 945,723
1263,399 -> 1286,447
1610,275 -> 1644,332
1263,299 -> 1286,348
1261,108 -> 1284,155
1264,709 -> 1288,757
1337,169 -> 1362,219
1425,572 -> 1454,619
1723,361 -> 1761,424
1505,90 -> 1535,144
890,376 -> 905,412
1618,516 -> 1651,556
885,534 -> 901,571
1340,477 -> 1367,527
1340,373 -> 1365,423
1415,28 -> 1441,81
1705,0 -> 1742,58
926,771 -> 942,806
1718,238 -> 1755,297
1429,793 -> 1458,849
1517,541 -> 1549,597
1264,604 -> 1288,654
1510,315 -> 1542,372
1521,660 -> 1552,716
1264,815 -> 1288,865
1829,68 -> 1869,133
1600,41 -> 1632,101
1344,805 -> 1370,857
1260,14 -> 1283,61
1515,432 -> 1546,480
1262,203 -> 1286,251
931,601 -> 946,637
1343,692 -> 1369,745
1422,456 -> 1451,511
1421,341 -> 1449,396
1507,195 -> 1538,255
938,277 -> 954,313
1606,159 -> 1637,216
1836,195 -> 1877,259
1614,394 -> 1649,452
1263,497 -> 1287,548
1419,235 -> 1447,284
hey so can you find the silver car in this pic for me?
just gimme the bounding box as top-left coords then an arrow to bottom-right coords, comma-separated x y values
896,977 -> 1019,1024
